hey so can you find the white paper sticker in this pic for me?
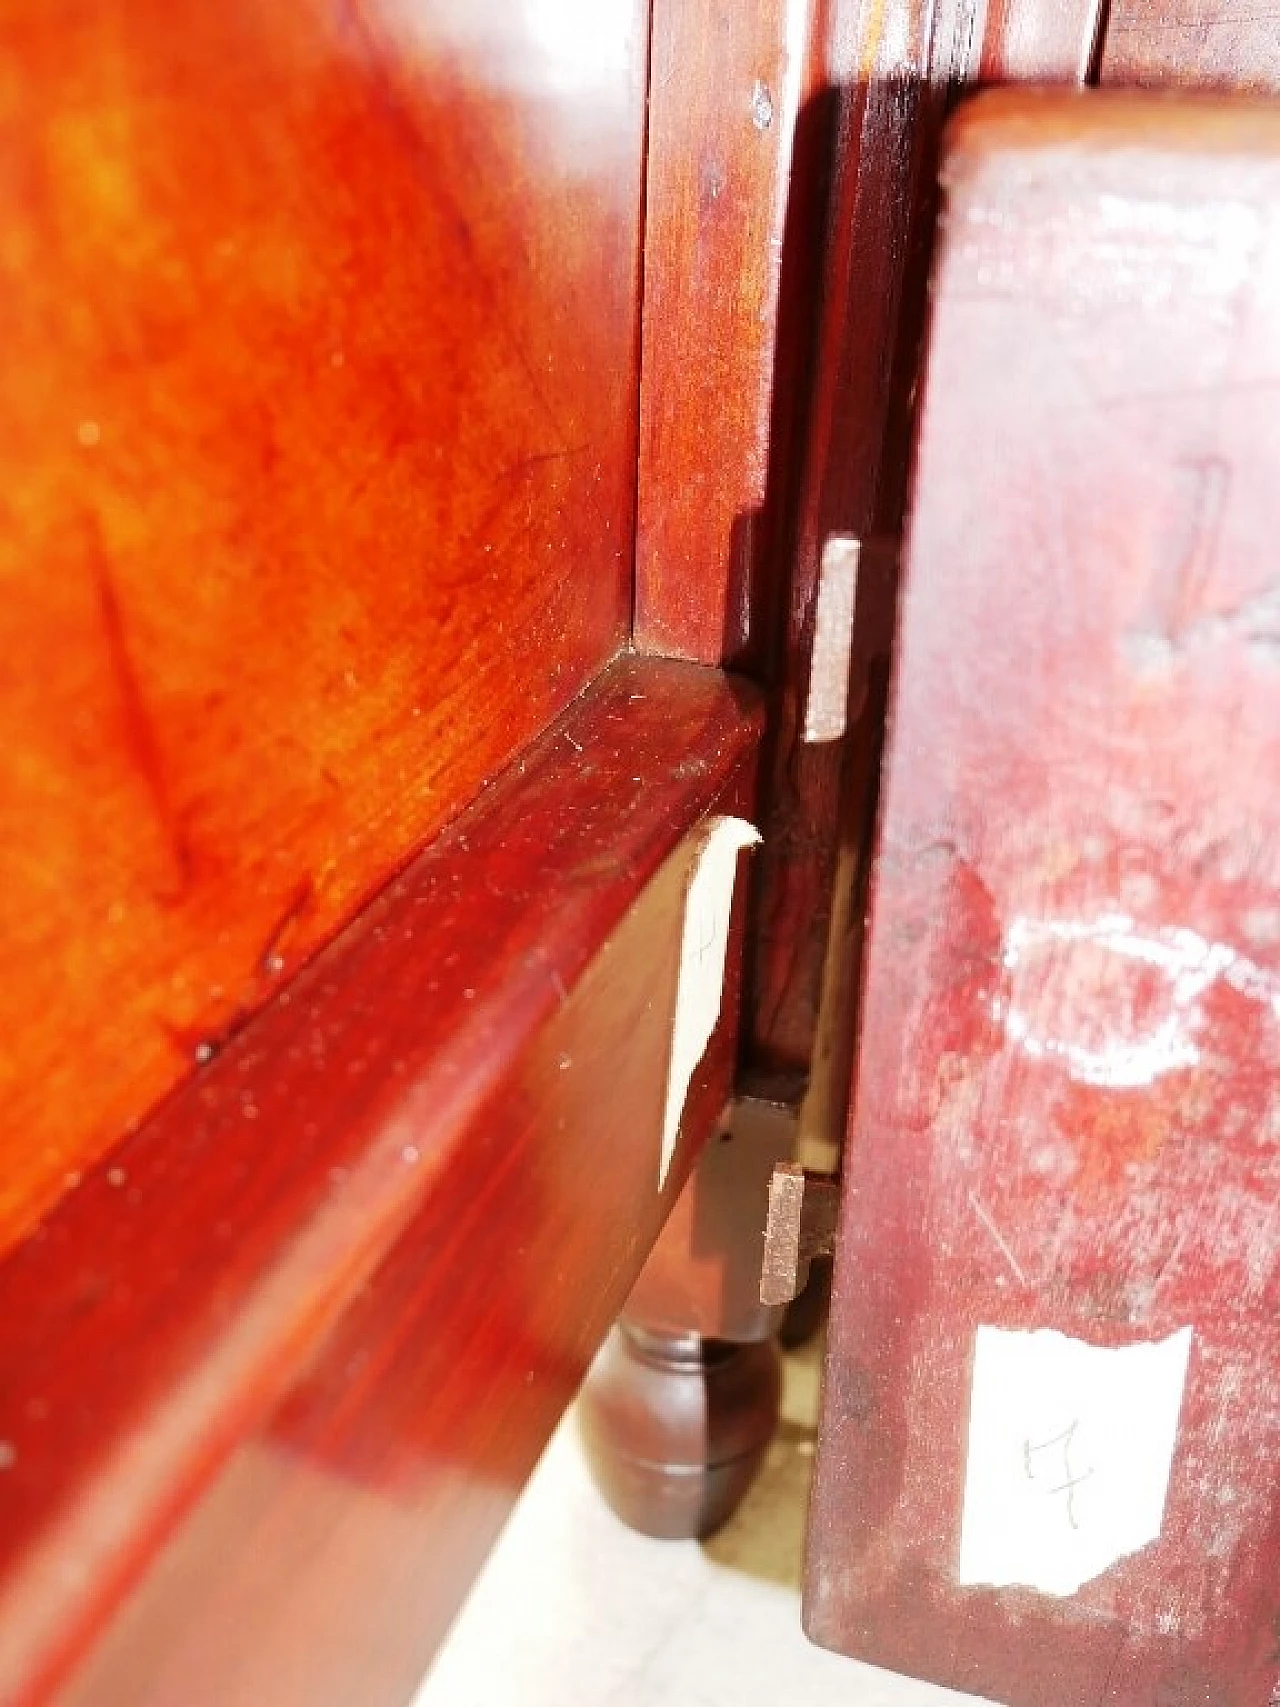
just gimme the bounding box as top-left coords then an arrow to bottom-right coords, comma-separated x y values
958,1324 -> 1192,1596
659,816 -> 761,1187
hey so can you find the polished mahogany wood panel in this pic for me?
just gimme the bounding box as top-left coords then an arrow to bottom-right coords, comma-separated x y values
807,94 -> 1280,1707
0,656 -> 763,1706
0,0 -> 648,1251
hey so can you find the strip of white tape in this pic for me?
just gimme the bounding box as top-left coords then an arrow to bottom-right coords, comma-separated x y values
659,816 -> 761,1187
959,1323 -> 1192,1596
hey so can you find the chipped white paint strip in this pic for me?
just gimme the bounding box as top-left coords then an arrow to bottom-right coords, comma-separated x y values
803,536 -> 860,744
995,912 -> 1280,1089
959,1324 -> 1193,1597
659,817 -> 761,1187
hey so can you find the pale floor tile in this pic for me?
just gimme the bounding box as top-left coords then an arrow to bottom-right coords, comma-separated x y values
415,1337 -> 984,1707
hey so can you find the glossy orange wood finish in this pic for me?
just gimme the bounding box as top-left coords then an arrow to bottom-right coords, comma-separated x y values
0,656 -> 763,1706
0,0 -> 648,1251
807,94 -> 1280,1706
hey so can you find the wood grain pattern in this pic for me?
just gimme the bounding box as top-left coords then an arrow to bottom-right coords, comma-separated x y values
0,0 -> 649,1251
979,0 -> 1106,79
631,0 -> 1102,1083
1103,0 -> 1280,91
633,0 -> 829,667
624,1091 -> 798,1343
633,0 -> 1102,674
743,0 -> 1101,1080
0,656 -> 763,1706
806,93 -> 1280,1707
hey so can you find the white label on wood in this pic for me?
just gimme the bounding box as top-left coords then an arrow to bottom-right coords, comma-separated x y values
803,535 -> 860,744
659,816 -> 761,1187
958,1324 -> 1192,1596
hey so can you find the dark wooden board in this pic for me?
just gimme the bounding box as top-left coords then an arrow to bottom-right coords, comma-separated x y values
633,0 -> 830,669
807,93 -> 1280,1707
736,0 -> 1099,1082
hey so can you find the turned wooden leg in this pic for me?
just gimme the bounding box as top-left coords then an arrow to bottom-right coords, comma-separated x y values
578,1091 -> 795,1539
578,1323 -> 781,1539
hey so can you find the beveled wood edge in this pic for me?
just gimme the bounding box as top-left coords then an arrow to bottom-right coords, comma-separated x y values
945,83 -> 1280,162
0,652 -> 763,1701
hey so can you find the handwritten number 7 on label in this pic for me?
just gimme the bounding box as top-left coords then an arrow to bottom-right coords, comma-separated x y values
689,907 -> 719,969
1024,1421 -> 1094,1531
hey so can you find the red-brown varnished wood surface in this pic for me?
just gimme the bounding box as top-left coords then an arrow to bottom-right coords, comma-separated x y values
1104,0 -> 1280,90
630,0 -> 842,1087
0,656 -> 763,1706
628,0 -> 1113,1087
749,0 -> 1279,1084
627,0 -> 1271,1088
633,0 -> 830,667
0,0 -> 648,1251
632,0 -> 1104,675
807,93 -> 1280,1706
745,0 -> 1099,1078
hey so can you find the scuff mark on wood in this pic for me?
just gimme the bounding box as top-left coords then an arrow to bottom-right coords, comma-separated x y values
86,514 -> 194,893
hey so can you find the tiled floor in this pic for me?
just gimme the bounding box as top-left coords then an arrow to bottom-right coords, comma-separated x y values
415,1337 -> 982,1707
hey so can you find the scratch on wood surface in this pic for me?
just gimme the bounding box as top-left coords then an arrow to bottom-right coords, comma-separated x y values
967,1187 -> 1029,1287
258,877 -> 315,977
87,514 -> 194,892
1166,456 -> 1229,640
